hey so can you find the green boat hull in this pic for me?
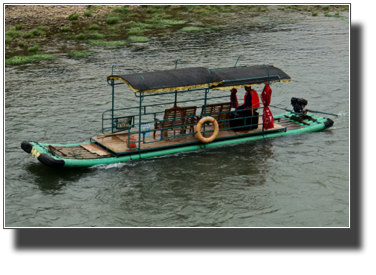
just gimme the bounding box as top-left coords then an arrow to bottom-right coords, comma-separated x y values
22,113 -> 334,168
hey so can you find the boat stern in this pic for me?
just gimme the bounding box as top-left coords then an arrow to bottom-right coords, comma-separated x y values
21,140 -> 65,169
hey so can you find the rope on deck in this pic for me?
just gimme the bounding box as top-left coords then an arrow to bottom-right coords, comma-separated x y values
68,149 -> 84,159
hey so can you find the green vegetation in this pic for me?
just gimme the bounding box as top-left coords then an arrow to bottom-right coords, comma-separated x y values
179,26 -> 206,32
5,29 -> 19,38
61,26 -> 71,32
278,7 -> 285,10
84,11 -> 92,17
88,24 -> 99,30
36,26 -> 47,31
218,6 -> 229,13
128,27 -> 148,35
18,41 -> 24,47
322,5 -> 330,10
325,11 -> 341,17
22,32 -> 32,38
87,5 -> 100,11
107,16 -> 120,24
170,5 -> 181,9
5,35 -> 12,45
208,26 -> 222,31
29,29 -> 42,36
5,53 -> 56,66
260,8 -> 266,12
75,33 -> 86,40
129,13 -> 138,17
87,32 -> 104,39
15,23 -> 23,30
86,40 -> 127,46
28,45 -> 40,52
159,19 -> 188,25
126,22 -> 152,34
68,50 -> 96,58
128,36 -> 150,42
113,5 -> 129,14
179,25 -> 223,32
312,11 -> 318,16
68,13 -> 79,21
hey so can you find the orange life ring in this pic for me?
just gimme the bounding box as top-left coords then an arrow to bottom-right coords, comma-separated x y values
196,116 -> 219,143
168,105 -> 181,109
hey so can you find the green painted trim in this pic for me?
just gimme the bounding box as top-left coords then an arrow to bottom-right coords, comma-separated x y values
29,113 -> 331,168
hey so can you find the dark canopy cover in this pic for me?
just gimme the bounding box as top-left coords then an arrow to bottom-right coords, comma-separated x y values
213,65 -> 291,90
107,65 -> 291,93
108,67 -> 223,93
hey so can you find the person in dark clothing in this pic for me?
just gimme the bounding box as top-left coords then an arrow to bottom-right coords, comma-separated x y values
230,86 -> 260,130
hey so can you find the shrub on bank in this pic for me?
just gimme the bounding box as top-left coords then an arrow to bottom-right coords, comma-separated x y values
68,50 -> 96,58
5,35 -> 12,45
84,11 -> 92,17
69,13 -> 79,21
23,32 -> 32,39
113,5 -> 129,14
15,23 -> 24,30
88,24 -> 99,30
87,32 -> 104,39
28,45 -> 40,52
128,36 -> 150,42
75,33 -> 86,40
86,40 -> 127,46
5,29 -> 19,38
5,53 -> 56,66
29,29 -> 42,36
107,16 -> 120,24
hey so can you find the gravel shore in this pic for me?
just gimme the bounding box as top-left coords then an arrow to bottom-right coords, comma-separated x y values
5,5 -> 141,29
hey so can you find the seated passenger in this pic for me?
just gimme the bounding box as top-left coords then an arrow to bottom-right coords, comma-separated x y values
230,86 -> 260,130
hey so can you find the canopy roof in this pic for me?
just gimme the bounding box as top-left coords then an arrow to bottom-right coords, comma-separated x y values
107,67 -> 223,94
107,65 -> 291,93
212,65 -> 291,91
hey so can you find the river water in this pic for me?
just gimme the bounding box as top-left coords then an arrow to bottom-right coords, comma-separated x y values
5,10 -> 349,227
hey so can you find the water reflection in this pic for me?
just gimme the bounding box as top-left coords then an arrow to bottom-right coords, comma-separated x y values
25,163 -> 92,193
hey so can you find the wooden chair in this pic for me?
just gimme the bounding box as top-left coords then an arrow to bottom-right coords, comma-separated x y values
154,106 -> 197,139
199,102 -> 232,129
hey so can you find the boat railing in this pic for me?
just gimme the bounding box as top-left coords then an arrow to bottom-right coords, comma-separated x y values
124,107 -> 264,147
101,94 -> 230,134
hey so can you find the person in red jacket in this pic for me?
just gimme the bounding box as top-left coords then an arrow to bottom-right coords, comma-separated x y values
231,86 -> 260,130
242,86 -> 260,129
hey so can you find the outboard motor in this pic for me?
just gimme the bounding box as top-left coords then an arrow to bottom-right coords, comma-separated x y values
291,97 -> 308,117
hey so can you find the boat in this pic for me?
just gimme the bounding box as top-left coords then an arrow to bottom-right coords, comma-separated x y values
21,58 -> 334,169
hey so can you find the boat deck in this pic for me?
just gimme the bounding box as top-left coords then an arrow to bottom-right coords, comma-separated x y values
91,117 -> 299,155
46,117 -> 303,159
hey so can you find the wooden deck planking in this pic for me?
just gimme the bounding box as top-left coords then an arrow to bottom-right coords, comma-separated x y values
92,116 -> 287,154
49,117 -> 303,160
48,146 -> 106,159
80,143 -> 112,156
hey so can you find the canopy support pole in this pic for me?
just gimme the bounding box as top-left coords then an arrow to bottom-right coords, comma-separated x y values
175,59 -> 181,69
234,55 -> 243,67
111,79 -> 115,134
138,76 -> 145,152
263,64 -> 270,84
174,90 -> 177,108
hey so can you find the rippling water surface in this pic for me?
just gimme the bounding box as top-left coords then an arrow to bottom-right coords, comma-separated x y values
5,11 -> 349,227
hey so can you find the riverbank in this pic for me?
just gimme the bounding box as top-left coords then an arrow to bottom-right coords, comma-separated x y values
5,4 -> 348,30
5,5 -> 143,26
5,4 -> 349,64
